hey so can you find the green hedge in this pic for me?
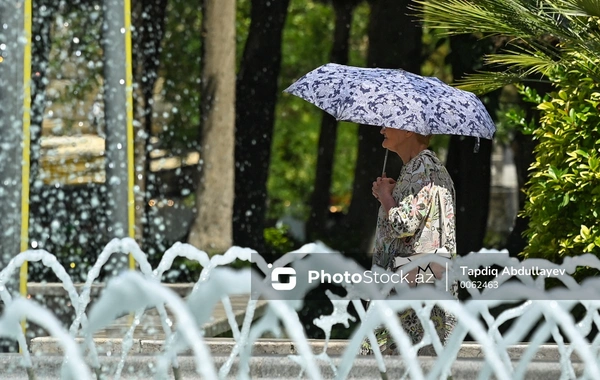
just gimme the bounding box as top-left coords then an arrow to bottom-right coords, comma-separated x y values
513,63 -> 600,275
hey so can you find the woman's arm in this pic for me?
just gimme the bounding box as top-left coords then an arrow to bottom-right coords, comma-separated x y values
387,182 -> 434,238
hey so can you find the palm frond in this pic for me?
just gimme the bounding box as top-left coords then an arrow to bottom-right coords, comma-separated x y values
485,51 -> 560,77
414,0 -> 572,38
549,0 -> 600,18
542,1 -> 600,60
561,48 -> 600,82
416,0 -> 600,45
411,0 -> 503,35
414,0 -> 600,93
452,71 -> 550,94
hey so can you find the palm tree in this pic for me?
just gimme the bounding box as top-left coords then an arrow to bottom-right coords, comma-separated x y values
413,0 -> 600,93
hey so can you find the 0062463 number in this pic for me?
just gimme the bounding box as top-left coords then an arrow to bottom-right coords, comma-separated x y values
458,280 -> 499,289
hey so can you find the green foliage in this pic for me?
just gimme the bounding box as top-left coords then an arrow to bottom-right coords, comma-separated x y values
46,9 -> 104,134
421,26 -> 451,81
511,63 -> 600,268
236,0 -> 252,62
268,0 -> 369,220
141,0 -> 368,227
158,0 -> 202,150
330,122 -> 358,208
417,0 -> 600,280
157,0 -> 249,150
496,86 -> 539,145
264,225 -> 295,255
269,0 -> 333,220
417,0 -> 600,93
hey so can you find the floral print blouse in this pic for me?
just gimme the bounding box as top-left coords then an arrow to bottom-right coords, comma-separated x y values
372,149 -> 456,271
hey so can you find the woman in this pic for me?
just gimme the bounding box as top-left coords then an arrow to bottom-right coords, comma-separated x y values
362,126 -> 457,355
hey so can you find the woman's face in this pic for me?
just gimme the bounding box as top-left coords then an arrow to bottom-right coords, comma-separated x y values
380,127 -> 409,153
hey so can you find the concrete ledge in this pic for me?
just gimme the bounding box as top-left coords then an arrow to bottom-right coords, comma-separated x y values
30,337 -> 584,362
31,338 -> 142,356
0,354 -> 586,379
27,283 -> 194,298
29,337 -> 348,356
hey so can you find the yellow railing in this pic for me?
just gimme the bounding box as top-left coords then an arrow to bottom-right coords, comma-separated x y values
20,0 -> 33,332
124,0 -> 136,270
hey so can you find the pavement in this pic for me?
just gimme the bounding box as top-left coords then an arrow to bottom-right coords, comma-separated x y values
91,295 -> 267,340
0,350 -> 586,379
26,283 -> 267,339
29,337 -> 584,362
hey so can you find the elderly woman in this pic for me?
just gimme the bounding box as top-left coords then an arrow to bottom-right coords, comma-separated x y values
362,126 -> 457,355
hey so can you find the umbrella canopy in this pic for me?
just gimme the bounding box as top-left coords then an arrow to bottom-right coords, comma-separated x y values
284,63 -> 495,140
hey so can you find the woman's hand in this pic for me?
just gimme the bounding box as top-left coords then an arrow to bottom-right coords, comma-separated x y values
372,174 -> 396,211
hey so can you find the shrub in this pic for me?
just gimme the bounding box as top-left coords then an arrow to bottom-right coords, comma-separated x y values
512,62 -> 600,274
264,225 -> 296,255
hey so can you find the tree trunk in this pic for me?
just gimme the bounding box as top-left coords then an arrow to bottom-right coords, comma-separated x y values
307,0 -> 357,241
445,135 -> 492,254
131,0 -> 168,246
29,0 -> 56,192
341,0 -> 421,258
188,0 -> 236,252
233,0 -> 291,252
505,129 -> 536,256
445,34 -> 498,255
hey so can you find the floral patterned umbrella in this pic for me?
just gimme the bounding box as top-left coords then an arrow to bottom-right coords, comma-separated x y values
284,63 -> 496,140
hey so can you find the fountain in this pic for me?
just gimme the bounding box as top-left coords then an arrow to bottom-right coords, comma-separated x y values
1,238 -> 600,379
2,2 -> 600,378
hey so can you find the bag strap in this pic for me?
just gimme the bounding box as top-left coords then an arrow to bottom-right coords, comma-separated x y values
436,186 -> 446,247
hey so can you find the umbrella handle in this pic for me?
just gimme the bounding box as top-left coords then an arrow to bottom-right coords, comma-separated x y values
382,149 -> 389,177
473,137 -> 480,153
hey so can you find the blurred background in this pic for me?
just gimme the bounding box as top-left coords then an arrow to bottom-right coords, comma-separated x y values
3,0 -> 600,342
2,0 -> 526,283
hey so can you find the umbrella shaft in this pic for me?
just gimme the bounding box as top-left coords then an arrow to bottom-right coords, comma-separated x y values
382,149 -> 389,177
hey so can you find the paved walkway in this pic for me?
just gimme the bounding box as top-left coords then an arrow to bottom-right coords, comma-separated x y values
26,283 -> 266,340
93,294 -> 266,339
30,337 -> 584,362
